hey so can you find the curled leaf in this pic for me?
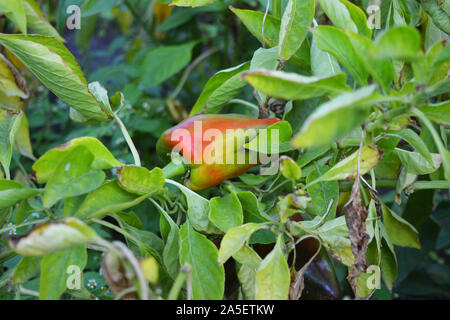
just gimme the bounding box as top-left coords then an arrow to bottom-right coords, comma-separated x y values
8,218 -> 100,256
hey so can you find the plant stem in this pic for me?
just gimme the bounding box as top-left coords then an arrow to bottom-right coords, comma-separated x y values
168,265 -> 191,300
410,180 -> 450,190
114,114 -> 141,167
162,161 -> 187,179
273,0 -> 282,19
170,47 -> 220,101
91,218 -> 141,246
413,108 -> 450,179
339,180 -> 397,191
0,218 -> 49,234
228,99 -> 260,112
262,0 -> 271,48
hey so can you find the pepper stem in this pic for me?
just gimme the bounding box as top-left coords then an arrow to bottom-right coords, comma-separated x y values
162,160 -> 187,179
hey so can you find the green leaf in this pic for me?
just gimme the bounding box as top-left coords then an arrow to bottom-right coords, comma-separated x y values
0,53 -> 28,101
0,110 -> 22,178
86,81 -> 114,117
244,120 -> 293,154
209,191 -> 243,232
413,39 -> 449,86
306,163 -> 338,219
319,0 -> 371,38
250,47 -> 279,102
0,0 -> 27,34
13,256 -> 41,284
238,173 -> 271,186
297,145 -> 330,167
9,218 -> 99,256
179,221 -> 224,300
316,216 -> 353,266
345,30 -> 394,92
237,191 -> 267,222
171,0 -> 216,7
218,222 -> 265,265
280,156 -> 302,181
119,222 -> 164,262
381,202 -> 421,249
0,34 -> 111,122
387,128 -> 434,167
291,85 -> 376,148
23,0 -> 64,41
14,112 -> 34,160
421,0 -> 450,34
42,146 -> 105,208
166,179 -> 221,234
278,0 -> 314,61
380,236 -> 398,290
230,7 -> 279,47
155,203 -> 180,280
395,149 -> 442,175
0,180 -> 41,210
189,62 -> 250,116
318,0 -> 358,33
310,35 -> 341,77
73,180 -> 148,220
250,47 -> 279,71
81,0 -> 122,17
313,26 -> 369,86
33,137 -> 122,184
40,245 -> 87,299
233,245 -> 262,269
371,26 -> 421,61
243,69 -> 349,101
234,245 -> 262,299
230,7 -> 310,69
418,101 -> 450,125
255,235 -> 290,300
310,145 -> 383,183
117,166 -> 165,196
140,42 -> 196,88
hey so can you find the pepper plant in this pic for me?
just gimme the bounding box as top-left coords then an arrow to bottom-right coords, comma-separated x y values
0,0 -> 449,300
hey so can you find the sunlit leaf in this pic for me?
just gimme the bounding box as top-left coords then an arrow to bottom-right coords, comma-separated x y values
244,69 -> 349,101
218,223 -> 265,264
0,34 -> 112,122
291,85 -> 376,148
117,166 -> 165,196
33,137 -> 122,184
42,146 -> 105,208
278,0 -> 314,61
190,62 -> 250,116
255,235 -> 290,300
209,191 -> 243,232
371,26 -> 421,61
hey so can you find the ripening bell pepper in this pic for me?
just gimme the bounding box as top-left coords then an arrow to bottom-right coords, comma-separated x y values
157,114 -> 280,190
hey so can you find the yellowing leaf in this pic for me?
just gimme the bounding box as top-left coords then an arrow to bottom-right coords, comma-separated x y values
141,257 -> 159,284
278,0 -> 315,61
308,145 -> 383,184
8,218 -> 100,256
255,236 -> 290,300
154,2 -> 173,25
171,0 -> 216,7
